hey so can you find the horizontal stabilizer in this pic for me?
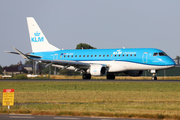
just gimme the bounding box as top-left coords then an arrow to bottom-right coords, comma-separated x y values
4,51 -> 20,55
12,47 -> 29,59
5,47 -> 42,59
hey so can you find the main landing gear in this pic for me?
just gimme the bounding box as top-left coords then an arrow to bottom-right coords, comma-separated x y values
82,73 -> 91,79
82,73 -> 116,80
106,73 -> 115,80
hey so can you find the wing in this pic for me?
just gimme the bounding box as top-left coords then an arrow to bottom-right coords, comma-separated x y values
5,47 -> 108,72
5,47 -> 90,70
33,58 -> 90,70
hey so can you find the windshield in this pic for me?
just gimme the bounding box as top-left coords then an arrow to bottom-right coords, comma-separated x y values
153,52 -> 167,56
153,53 -> 158,56
159,52 -> 167,56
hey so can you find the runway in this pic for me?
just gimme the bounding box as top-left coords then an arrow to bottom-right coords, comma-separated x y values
0,114 -> 149,120
1,79 -> 180,82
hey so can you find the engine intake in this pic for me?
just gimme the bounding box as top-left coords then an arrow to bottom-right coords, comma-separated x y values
87,64 -> 108,76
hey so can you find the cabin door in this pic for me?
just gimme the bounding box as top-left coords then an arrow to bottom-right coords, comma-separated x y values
53,54 -> 58,60
142,52 -> 148,63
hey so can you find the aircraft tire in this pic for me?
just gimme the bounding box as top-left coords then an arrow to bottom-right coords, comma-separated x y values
82,73 -> 91,79
152,76 -> 157,80
87,74 -> 91,79
106,73 -> 115,80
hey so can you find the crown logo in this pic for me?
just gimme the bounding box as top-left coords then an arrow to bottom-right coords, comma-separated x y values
34,31 -> 40,36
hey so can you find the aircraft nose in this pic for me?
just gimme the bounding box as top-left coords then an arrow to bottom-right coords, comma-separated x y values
163,58 -> 176,66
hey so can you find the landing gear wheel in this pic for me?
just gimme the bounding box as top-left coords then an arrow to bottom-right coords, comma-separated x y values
82,73 -> 91,79
106,73 -> 115,80
152,76 -> 157,80
152,74 -> 157,80
87,74 -> 91,79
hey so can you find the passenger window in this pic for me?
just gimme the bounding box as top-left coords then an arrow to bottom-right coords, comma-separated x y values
107,55 -> 109,57
126,54 -> 128,57
60,55 -> 62,58
71,55 -> 73,57
91,55 -> 93,57
83,55 -> 85,57
68,55 -> 69,57
103,55 -> 105,57
134,54 -> 136,57
111,55 -> 113,57
115,55 -> 117,57
95,55 -> 97,57
130,54 -> 132,56
75,55 -> 77,57
99,55 -> 101,57
122,54 -> 124,57
79,55 -> 81,57
118,54 -> 120,57
87,55 -> 89,57
64,55 -> 66,58
153,53 -> 158,56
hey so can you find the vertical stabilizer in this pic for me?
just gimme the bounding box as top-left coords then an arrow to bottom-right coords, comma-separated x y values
27,17 -> 60,52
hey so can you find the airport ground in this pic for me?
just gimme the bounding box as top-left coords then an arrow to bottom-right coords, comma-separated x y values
1,74 -> 180,80
0,113 -> 147,120
1,79 -> 180,119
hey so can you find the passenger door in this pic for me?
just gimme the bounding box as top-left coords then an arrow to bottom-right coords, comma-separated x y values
142,52 -> 148,63
53,54 -> 58,60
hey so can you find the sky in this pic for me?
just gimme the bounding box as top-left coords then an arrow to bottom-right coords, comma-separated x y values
0,0 -> 180,67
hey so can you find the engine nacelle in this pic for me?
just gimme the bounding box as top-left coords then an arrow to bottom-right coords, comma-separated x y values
87,64 -> 108,76
125,70 -> 143,76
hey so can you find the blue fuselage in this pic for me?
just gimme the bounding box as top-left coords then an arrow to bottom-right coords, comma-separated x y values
31,48 -> 175,67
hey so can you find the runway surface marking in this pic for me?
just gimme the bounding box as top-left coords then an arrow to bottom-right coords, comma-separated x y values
9,113 -> 32,115
91,117 -> 113,118
54,117 -> 80,119
91,117 -> 114,120
101,119 -> 113,120
0,114 -> 150,120
9,114 -> 34,119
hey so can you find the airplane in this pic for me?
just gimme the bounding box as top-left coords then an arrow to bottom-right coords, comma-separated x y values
5,17 -> 176,80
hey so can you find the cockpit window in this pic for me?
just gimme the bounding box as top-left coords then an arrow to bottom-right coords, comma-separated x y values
159,52 -> 167,56
153,53 -> 158,56
153,52 -> 167,56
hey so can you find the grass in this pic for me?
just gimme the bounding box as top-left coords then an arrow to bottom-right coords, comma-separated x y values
1,81 -> 180,119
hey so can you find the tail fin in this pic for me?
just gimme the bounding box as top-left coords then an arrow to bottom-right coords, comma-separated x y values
27,17 -> 60,52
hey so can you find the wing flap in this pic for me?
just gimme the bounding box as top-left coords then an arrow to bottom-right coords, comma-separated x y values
33,59 -> 90,69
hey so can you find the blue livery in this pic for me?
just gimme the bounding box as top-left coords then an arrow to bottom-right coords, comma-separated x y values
6,17 -> 176,80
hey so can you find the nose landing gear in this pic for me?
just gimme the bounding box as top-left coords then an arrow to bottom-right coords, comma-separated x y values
151,70 -> 157,80
152,74 -> 157,80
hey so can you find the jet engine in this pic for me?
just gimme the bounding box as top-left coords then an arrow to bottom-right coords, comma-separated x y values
87,64 -> 108,76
